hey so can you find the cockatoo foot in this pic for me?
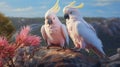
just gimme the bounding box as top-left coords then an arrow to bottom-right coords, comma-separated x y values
100,58 -> 110,64
85,48 -> 89,53
46,45 -> 50,49
97,55 -> 110,65
56,46 -> 66,51
71,47 -> 81,52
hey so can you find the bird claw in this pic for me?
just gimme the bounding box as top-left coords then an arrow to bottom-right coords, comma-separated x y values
56,46 -> 66,51
46,45 -> 50,49
71,47 -> 81,52
85,48 -> 89,53
100,58 -> 110,64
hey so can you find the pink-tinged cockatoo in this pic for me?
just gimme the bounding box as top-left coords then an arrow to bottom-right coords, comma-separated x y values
63,1 -> 106,58
41,0 -> 69,49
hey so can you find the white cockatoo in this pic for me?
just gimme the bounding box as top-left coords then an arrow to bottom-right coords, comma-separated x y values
41,0 -> 69,49
63,1 -> 106,58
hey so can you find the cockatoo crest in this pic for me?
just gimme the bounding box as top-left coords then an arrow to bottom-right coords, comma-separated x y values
45,0 -> 60,18
63,1 -> 84,17
66,1 -> 84,9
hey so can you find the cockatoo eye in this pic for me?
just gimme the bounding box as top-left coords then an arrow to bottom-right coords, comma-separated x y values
70,11 -> 72,14
53,17 -> 55,20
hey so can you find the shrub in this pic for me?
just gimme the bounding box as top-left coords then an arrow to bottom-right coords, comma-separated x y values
0,13 -> 15,40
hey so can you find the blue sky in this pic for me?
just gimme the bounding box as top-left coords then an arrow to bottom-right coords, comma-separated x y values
0,0 -> 120,17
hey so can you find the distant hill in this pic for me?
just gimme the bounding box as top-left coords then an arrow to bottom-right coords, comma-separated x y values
9,17 -> 120,56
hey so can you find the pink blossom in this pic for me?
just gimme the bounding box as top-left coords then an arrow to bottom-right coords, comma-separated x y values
0,44 -> 15,59
4,45 -> 16,58
0,37 -> 9,57
0,37 -> 15,58
15,26 -> 41,46
0,60 -> 3,67
25,35 -> 41,46
0,37 -> 8,47
16,26 -> 30,44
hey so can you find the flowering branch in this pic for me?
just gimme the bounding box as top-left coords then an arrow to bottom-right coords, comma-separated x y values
0,25 -> 41,67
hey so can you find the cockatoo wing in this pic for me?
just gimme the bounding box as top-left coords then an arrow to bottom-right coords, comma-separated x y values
88,23 -> 96,33
61,24 -> 69,46
41,25 -> 47,41
82,19 -> 96,33
75,21 -> 105,54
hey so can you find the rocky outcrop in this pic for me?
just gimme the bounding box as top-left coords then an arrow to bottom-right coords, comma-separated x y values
13,46 -> 120,67
107,48 -> 120,67
13,46 -> 101,67
37,47 -> 100,67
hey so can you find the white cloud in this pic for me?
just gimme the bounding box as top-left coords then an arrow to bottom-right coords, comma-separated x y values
97,0 -> 111,2
94,2 -> 110,6
0,2 -> 33,12
39,2 -> 49,5
92,0 -> 120,6
86,0 -> 120,7
96,10 -> 104,13
0,2 -> 11,10
112,11 -> 120,14
97,0 -> 120,2
13,7 -> 33,12
0,2 -> 12,13
0,2 -> 9,7
0,2 -> 35,17
39,6 -> 47,9
62,1 -> 70,5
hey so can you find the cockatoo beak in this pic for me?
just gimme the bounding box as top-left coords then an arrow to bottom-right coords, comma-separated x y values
64,13 -> 69,20
47,19 -> 52,25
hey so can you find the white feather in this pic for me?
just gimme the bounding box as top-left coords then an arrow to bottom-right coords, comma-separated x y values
41,25 -> 47,41
81,18 -> 96,33
61,24 -> 69,46
75,20 -> 105,54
